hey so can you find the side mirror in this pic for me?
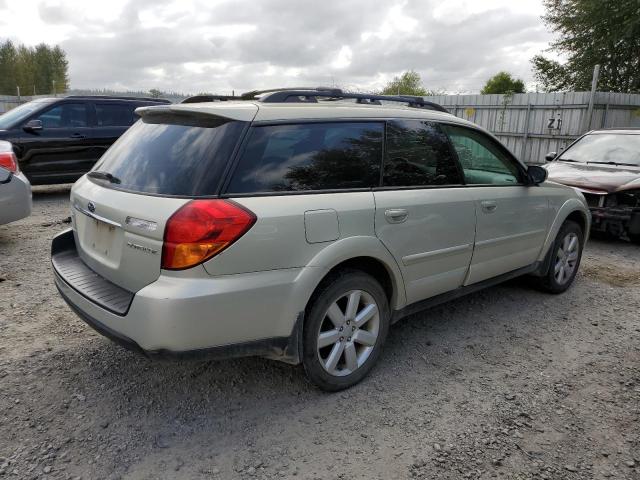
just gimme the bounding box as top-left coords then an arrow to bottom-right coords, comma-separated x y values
528,165 -> 548,185
23,119 -> 43,133
0,166 -> 12,184
544,151 -> 557,162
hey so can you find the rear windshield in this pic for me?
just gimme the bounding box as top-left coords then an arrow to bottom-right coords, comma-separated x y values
91,114 -> 246,196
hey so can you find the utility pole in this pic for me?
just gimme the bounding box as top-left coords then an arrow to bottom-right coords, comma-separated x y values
16,86 -> 20,100
52,80 -> 56,97
583,64 -> 600,133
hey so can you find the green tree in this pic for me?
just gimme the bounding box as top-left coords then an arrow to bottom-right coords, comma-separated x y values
532,0 -> 640,92
0,41 -> 18,95
380,70 -> 430,96
148,88 -> 162,98
50,45 -> 69,93
0,41 -> 69,95
480,71 -> 526,94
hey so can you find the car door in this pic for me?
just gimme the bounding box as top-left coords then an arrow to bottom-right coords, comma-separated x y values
373,119 -> 476,305
18,102 -> 94,184
441,124 -> 550,285
91,101 -> 139,159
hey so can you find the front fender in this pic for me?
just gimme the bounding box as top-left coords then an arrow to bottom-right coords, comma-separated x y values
537,197 -> 590,263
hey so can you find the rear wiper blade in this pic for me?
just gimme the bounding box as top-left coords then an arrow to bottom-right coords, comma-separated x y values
587,161 -> 638,167
87,171 -> 121,184
558,158 -> 580,163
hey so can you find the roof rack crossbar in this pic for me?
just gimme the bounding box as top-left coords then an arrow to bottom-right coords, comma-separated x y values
65,95 -> 170,103
254,88 -> 448,113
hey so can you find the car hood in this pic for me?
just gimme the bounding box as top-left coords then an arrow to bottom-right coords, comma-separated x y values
545,161 -> 640,193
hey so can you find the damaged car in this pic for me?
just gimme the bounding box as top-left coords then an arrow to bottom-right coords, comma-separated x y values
545,128 -> 640,243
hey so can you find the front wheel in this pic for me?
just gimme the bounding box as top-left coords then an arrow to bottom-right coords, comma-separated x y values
535,220 -> 584,293
302,270 -> 390,391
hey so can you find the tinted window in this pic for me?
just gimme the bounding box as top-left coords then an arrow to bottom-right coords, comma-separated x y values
36,103 -> 88,128
227,122 -> 383,193
92,115 -> 246,196
384,120 -> 462,187
557,133 -> 640,166
96,103 -> 136,127
442,125 -> 522,185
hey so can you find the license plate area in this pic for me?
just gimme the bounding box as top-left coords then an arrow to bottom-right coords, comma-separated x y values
88,218 -> 117,257
74,209 -> 123,267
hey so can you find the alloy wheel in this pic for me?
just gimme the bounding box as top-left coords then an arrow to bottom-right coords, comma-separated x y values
316,289 -> 380,377
554,232 -> 579,285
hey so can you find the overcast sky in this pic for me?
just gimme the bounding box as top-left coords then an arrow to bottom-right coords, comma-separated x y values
0,0 -> 556,94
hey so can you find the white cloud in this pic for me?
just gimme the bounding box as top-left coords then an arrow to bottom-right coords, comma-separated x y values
0,0 -> 553,94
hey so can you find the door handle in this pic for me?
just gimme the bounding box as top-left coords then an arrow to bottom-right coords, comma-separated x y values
481,200 -> 497,213
70,133 -> 86,139
384,208 -> 409,223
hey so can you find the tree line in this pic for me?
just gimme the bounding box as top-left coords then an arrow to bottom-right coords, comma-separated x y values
0,41 -> 69,96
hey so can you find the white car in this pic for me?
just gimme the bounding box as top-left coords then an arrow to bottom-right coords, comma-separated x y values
0,141 -> 31,225
51,88 -> 590,390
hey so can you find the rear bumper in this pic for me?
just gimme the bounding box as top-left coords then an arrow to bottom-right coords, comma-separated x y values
51,229 -> 304,363
0,172 -> 31,225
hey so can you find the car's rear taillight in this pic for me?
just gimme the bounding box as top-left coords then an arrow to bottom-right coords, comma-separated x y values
0,150 -> 18,173
161,199 -> 256,270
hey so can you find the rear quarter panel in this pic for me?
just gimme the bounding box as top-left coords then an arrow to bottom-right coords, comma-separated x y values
204,192 -> 407,309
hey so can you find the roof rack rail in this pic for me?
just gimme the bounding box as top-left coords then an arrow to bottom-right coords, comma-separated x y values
65,95 -> 170,103
181,94 -> 243,104
248,87 -> 448,113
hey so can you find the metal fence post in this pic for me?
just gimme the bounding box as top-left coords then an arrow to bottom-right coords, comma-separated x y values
602,103 -> 610,128
582,64 -> 600,132
520,103 -> 532,161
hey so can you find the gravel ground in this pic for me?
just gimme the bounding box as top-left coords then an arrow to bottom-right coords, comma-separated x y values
1,186 -> 639,480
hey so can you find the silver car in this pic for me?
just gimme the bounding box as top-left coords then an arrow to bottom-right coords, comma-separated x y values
51,89 -> 590,390
0,141 -> 31,225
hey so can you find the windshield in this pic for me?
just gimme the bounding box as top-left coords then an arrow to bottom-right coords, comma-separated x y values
91,114 -> 247,196
0,99 -> 56,129
557,133 -> 640,166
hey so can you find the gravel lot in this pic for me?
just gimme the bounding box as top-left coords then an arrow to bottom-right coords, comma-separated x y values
1,186 -> 639,480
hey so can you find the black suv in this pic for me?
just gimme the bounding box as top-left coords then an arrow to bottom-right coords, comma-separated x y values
0,96 -> 170,185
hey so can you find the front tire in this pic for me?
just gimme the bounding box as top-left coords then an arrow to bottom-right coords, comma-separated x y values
302,270 -> 390,391
536,220 -> 584,293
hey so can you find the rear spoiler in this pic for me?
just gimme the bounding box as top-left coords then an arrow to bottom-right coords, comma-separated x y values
134,103 -> 258,123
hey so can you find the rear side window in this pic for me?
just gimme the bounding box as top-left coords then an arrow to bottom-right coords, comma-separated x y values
91,114 -> 246,196
226,122 -> 383,193
384,120 -> 462,187
95,103 -> 136,127
35,103 -> 88,128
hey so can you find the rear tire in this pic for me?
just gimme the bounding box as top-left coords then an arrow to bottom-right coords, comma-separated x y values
302,270 -> 390,391
629,233 -> 640,245
535,220 -> 584,294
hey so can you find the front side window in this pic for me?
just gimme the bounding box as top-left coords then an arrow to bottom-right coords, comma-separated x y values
35,103 -> 88,128
442,125 -> 522,185
384,120 -> 462,187
226,122 -> 384,193
0,99 -> 55,129
96,103 -> 136,127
